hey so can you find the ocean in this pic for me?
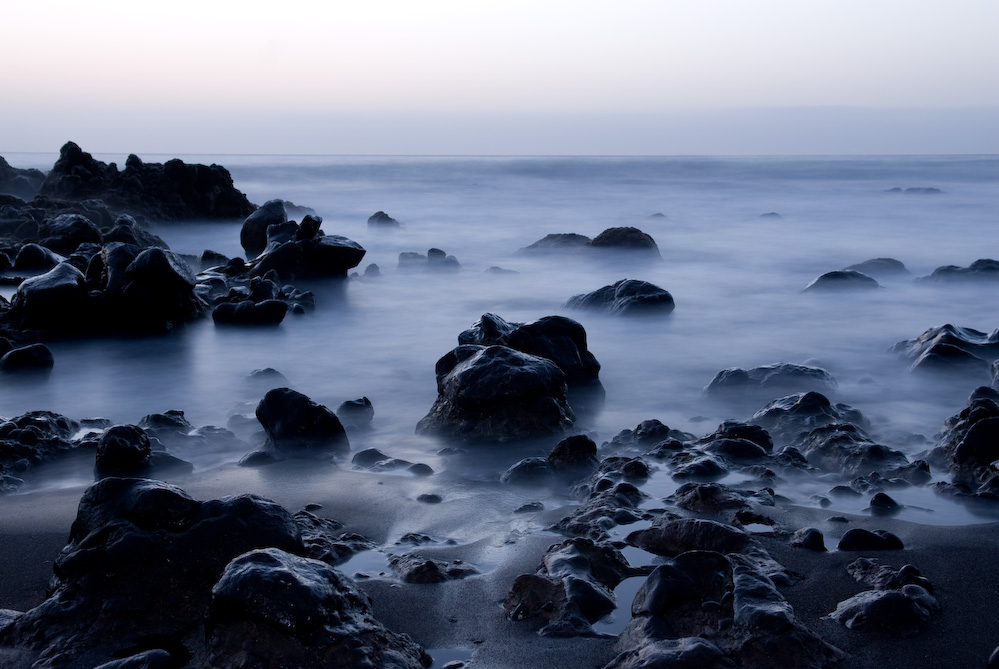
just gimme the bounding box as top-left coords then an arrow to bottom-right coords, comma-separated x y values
3,153 -> 998,524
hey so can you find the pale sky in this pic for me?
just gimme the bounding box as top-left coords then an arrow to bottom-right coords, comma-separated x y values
3,0 -> 998,154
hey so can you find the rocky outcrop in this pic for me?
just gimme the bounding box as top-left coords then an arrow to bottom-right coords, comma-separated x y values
367,211 -> 400,227
803,270 -> 880,292
0,156 -> 45,200
891,324 -> 999,379
247,214 -> 365,281
239,199 -> 287,258
843,257 -> 909,278
917,258 -> 999,283
37,142 -> 255,222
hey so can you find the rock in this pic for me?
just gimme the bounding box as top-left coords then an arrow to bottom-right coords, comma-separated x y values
0,343 -> 54,372
415,345 -> 575,443
794,423 -> 908,478
829,585 -> 939,636
837,528 -> 904,551
336,397 -> 374,428
517,233 -> 592,254
844,258 -> 909,278
751,391 -> 868,446
9,262 -> 90,331
564,279 -> 675,316
207,548 -> 431,668
115,248 -> 208,332
93,424 -> 152,478
91,649 -> 175,669
627,517 -> 750,556
803,270 -> 880,292
37,142 -> 255,221
548,434 -> 599,475
249,216 -> 366,281
588,227 -> 660,257
704,362 -> 836,397
398,247 -> 460,272
0,478 -> 305,667
668,482 -> 751,515
13,242 -> 66,272
869,492 -> 903,516
698,421 -> 773,453
240,199 -> 287,258
918,258 -> 999,283
0,155 -> 45,199
212,299 -> 288,326
892,324 -> 999,380
702,437 -> 769,464
38,213 -> 103,255
367,210 -> 400,227
604,636 -> 727,669
500,457 -> 555,485
790,527 -> 827,551
255,387 -> 350,458
388,554 -> 479,583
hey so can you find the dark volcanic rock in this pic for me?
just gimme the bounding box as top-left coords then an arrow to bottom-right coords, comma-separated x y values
564,279 -> 675,316
13,243 -> 65,272
892,324 -> 999,379
207,548 -> 431,668
790,527 -> 827,551
336,397 -> 374,429
415,345 -> 575,442
212,299 -> 288,326
843,258 -> 909,278
918,258 -> 999,283
704,362 -> 836,397
627,517 -> 751,556
548,434 -> 599,475
0,343 -> 54,373
794,423 -> 908,478
0,478 -> 306,668
837,528 -> 904,551
38,213 -> 103,255
8,262 -> 90,331
367,210 -> 400,227
588,227 -> 660,256
249,215 -> 365,281
517,233 -> 592,254
254,387 -> 350,458
0,156 -> 45,200
37,142 -> 255,222
751,391 -> 868,446
803,270 -> 880,292
240,199 -> 287,258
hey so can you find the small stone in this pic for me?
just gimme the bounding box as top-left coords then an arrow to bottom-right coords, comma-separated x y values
417,493 -> 443,504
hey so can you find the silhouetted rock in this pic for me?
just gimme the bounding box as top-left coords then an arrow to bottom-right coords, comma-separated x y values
254,387 -> 350,459
704,362 -> 836,397
240,199 -> 287,258
588,227 -> 660,256
212,299 -> 288,326
367,210 -> 400,227
0,343 -> 54,373
918,259 -> 999,283
248,215 -> 365,281
803,270 -> 880,292
517,233 -> 592,254
335,397 -> 374,428
844,258 -> 909,278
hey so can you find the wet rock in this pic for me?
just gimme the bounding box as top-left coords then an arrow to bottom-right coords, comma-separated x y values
564,279 -> 675,316
0,156 -> 45,200
38,213 -> 103,255
628,517 -> 751,556
795,423 -> 908,478
207,548 -> 431,668
388,554 -> 480,584
415,345 -> 575,443
837,528 -> 904,551
604,636 -> 728,669
548,434 -> 599,475
829,584 -> 939,637
588,227 -> 660,257
240,199 -> 287,258
417,493 -> 442,504
869,492 -> 903,516
918,258 -> 999,283
751,391 -> 868,446
847,558 -> 933,592
843,258 -> 909,278
91,649 -> 175,669
553,480 -> 647,542
515,501 -> 545,513
703,437 -> 769,464
668,482 -> 752,516
803,270 -> 880,292
892,324 -> 999,379
13,242 -> 66,272
671,456 -> 729,482
114,247 -> 209,332
336,396 -> 374,429
9,262 -> 90,331
925,388 -> 999,488
38,142 -> 255,222
367,210 -> 400,227
294,510 -> 375,566
0,478 -> 306,667
790,528 -> 826,551
248,215 -> 366,281
517,233 -> 592,254
254,387 -> 349,459
212,298 -> 288,326
351,448 -> 390,469
501,457 -> 555,485
398,247 -> 460,272
0,343 -> 54,372
704,362 -> 836,398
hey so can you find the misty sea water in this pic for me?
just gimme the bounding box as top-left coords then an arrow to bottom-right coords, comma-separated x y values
3,153 -> 997,523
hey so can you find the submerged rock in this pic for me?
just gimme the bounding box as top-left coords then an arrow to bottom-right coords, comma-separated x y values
891,324 -> 999,379
704,362 -> 836,398
564,279 -> 675,316
843,257 -> 909,278
517,233 -> 592,254
803,270 -> 880,292
367,210 -> 400,227
917,258 -> 999,283
588,227 -> 660,257
751,391 -> 868,446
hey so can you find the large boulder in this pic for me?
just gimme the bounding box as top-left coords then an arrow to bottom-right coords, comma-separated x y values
207,548 -> 431,668
803,270 -> 880,292
588,227 -> 660,257
239,199 -> 287,259
891,324 -> 999,379
843,258 -> 909,279
917,259 -> 999,283
9,262 -> 91,331
38,213 -> 103,255
114,247 -> 209,331
248,215 -> 365,281
751,391 -> 868,446
564,279 -> 675,316
0,478 -> 305,668
416,344 -> 575,442
254,387 -> 350,458
38,142 -> 256,221
704,362 -> 836,398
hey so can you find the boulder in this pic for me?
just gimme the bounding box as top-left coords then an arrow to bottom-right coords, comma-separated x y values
38,213 -> 103,255
207,548 -> 431,668
9,262 -> 90,331
892,324 -> 999,379
13,243 -> 65,272
335,397 -> 374,428
564,279 -> 675,316
249,216 -> 365,281
117,247 -> 208,331
794,423 -> 908,478
917,258 -> 999,283
843,258 -> 909,278
588,227 -> 660,257
240,199 -> 287,258
416,345 -> 575,442
751,391 -> 868,446
837,528 -> 904,551
367,210 -> 400,227
0,343 -> 54,373
803,270 -> 880,292
0,156 -> 45,200
254,388 -> 349,458
704,362 -> 836,397
517,233 -> 592,254
212,299 -> 288,326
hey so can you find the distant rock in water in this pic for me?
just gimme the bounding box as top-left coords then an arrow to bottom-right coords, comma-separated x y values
843,258 -> 909,278
704,362 -> 836,397
564,279 -> 675,316
588,226 -> 660,256
247,214 -> 366,281
760,212 -> 782,219
37,141 -> 255,221
803,270 -> 880,292
517,227 -> 660,258
517,233 -> 592,254
0,343 -> 54,373
891,324 -> 999,379
917,259 -> 999,283
398,248 -> 460,272
885,186 -> 943,195
367,210 -> 400,227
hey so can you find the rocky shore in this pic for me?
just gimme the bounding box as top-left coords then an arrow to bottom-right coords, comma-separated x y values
0,146 -> 997,668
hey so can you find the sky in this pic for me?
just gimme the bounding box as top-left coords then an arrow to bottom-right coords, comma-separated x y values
3,0 -> 998,155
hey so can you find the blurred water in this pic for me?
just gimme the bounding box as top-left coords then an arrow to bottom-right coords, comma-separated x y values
2,155 -> 997,521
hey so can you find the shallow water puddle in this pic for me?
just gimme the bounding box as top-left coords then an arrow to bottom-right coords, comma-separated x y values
337,548 -> 393,579
426,646 -> 475,668
592,575 -> 647,636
